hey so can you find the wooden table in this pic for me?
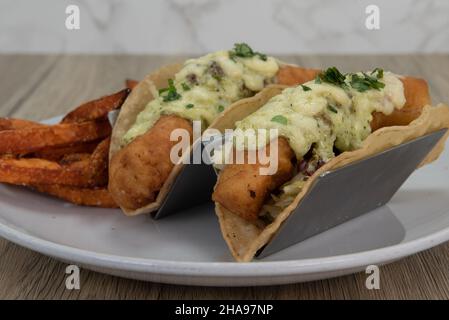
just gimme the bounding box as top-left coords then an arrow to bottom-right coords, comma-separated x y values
1,54 -> 449,299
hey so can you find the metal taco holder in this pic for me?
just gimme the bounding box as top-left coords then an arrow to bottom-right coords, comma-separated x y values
257,128 -> 448,258
154,135 -> 220,219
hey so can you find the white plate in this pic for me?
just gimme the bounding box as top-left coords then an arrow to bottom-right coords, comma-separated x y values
0,117 -> 449,286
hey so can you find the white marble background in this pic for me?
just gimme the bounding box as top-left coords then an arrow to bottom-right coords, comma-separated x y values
0,0 -> 448,54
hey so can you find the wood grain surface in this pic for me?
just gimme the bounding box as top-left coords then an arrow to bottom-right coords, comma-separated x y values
0,54 -> 449,299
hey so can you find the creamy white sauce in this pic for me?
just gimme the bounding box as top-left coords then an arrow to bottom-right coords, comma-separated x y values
122,50 -> 279,144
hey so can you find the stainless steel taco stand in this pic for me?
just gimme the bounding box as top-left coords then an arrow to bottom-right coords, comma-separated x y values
257,128 -> 448,258
154,139 -> 217,219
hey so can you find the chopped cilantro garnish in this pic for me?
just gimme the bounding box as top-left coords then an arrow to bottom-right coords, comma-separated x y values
257,52 -> 268,61
271,115 -> 288,125
158,87 -> 168,95
229,43 -> 268,61
182,83 -> 191,91
317,67 -> 347,88
185,103 -> 194,109
371,68 -> 384,79
350,73 -> 385,92
218,105 -> 224,112
161,79 -> 181,102
301,85 -> 312,91
315,66 -> 385,93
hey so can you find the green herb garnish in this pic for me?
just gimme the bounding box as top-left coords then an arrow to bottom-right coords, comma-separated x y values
350,73 -> 385,92
315,66 -> 385,93
218,105 -> 224,112
301,85 -> 312,91
161,79 -> 181,102
185,103 -> 194,109
182,83 -> 191,91
271,115 -> 288,125
371,68 -> 384,79
327,104 -> 338,113
229,43 -> 267,61
257,52 -> 268,61
158,87 -> 168,95
317,67 -> 347,88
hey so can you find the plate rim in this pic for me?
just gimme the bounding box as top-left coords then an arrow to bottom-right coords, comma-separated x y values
1,214 -> 449,277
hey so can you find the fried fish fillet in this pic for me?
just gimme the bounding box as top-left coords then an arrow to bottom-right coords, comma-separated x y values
371,77 -> 431,130
212,137 -> 295,221
109,115 -> 193,210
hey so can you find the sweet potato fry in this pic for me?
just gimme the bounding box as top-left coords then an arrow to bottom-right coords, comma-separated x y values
88,137 -> 110,187
32,185 -> 118,208
60,153 -> 91,165
0,158 -> 95,187
33,141 -> 100,161
0,86 -> 127,207
0,118 -> 45,131
61,88 -> 130,123
0,118 -> 111,154
125,79 -> 139,90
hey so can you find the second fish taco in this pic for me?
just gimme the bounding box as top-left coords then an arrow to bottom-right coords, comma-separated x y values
211,67 -> 449,261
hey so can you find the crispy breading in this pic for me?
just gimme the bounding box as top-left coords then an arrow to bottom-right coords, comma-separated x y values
371,77 -> 431,131
212,138 -> 295,221
109,115 -> 193,210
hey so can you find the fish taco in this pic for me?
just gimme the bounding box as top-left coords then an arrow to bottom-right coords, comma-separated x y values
210,67 -> 449,261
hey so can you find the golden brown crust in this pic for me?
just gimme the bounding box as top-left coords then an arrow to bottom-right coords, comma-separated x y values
371,77 -> 431,131
212,137 -> 295,221
108,115 -> 193,211
277,65 -> 320,86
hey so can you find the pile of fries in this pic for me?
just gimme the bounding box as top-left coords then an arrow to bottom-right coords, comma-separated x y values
0,80 -> 138,208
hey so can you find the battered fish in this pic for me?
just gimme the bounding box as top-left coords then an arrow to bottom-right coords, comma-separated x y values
109,115 -> 193,210
212,137 -> 295,221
